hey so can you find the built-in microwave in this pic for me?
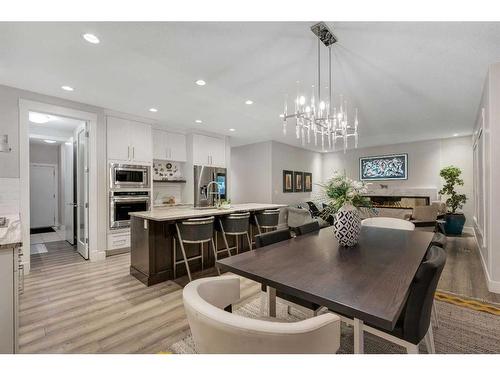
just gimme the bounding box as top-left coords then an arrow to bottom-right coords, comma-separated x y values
109,191 -> 150,229
110,163 -> 150,189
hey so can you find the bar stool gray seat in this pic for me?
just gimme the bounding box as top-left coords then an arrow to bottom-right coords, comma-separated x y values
252,208 -> 280,235
216,212 -> 252,255
174,216 -> 217,282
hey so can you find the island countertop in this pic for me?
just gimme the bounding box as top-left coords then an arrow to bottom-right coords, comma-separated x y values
129,203 -> 287,222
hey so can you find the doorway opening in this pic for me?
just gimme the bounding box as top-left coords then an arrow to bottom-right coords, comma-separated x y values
28,112 -> 89,260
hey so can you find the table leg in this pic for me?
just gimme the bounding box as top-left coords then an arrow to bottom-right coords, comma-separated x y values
267,286 -> 276,318
354,318 -> 364,354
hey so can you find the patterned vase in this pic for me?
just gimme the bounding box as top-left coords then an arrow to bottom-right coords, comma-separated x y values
332,204 -> 361,247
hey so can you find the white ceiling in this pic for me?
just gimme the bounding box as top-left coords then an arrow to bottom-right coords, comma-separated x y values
29,112 -> 84,140
1,22 -> 500,151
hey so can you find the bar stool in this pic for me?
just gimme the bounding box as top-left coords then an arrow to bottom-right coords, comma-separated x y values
174,216 -> 217,282
216,212 -> 252,255
252,209 -> 280,235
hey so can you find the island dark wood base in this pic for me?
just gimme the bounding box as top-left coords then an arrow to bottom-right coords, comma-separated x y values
130,216 -> 255,286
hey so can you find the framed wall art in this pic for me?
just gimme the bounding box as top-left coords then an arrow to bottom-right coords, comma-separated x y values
359,153 -> 408,181
303,172 -> 312,192
293,171 -> 304,192
283,170 -> 294,193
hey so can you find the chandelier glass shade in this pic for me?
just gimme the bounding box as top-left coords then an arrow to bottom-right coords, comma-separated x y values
281,22 -> 359,153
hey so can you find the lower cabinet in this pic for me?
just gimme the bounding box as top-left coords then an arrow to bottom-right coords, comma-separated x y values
107,231 -> 131,250
0,245 -> 21,354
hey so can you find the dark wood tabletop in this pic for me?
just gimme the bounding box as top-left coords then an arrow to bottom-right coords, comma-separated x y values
217,226 -> 434,330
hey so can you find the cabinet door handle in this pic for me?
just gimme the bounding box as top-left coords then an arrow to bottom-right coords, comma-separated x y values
132,146 -> 135,160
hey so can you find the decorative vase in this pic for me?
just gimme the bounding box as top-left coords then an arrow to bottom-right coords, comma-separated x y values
332,204 -> 362,247
444,213 -> 466,235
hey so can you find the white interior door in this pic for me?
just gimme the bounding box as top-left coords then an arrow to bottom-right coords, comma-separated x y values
75,123 -> 89,259
30,164 -> 56,228
64,141 -> 75,244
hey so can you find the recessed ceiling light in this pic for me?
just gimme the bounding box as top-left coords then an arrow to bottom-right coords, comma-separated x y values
229,128 -> 235,132
65,141 -> 72,145
245,100 -> 254,105
279,114 -> 285,118
195,79 -> 206,86
149,108 -> 158,113
61,85 -> 74,91
29,112 -> 51,124
453,133 -> 459,137
44,139 -> 57,144
195,120 -> 203,124
82,33 -> 100,44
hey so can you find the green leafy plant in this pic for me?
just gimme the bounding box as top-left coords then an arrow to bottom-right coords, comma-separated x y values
318,171 -> 372,219
439,166 -> 467,214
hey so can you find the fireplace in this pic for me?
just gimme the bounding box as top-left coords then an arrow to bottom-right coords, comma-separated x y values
362,195 -> 430,209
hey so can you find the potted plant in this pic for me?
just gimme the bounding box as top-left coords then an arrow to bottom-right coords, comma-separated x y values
319,172 -> 372,247
439,166 -> 467,235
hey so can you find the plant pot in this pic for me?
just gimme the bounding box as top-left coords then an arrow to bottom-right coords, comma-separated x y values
332,204 -> 361,247
444,213 -> 466,235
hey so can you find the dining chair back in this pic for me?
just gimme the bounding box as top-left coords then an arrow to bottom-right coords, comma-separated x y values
255,228 -> 292,248
430,232 -> 447,249
401,245 -> 446,345
295,221 -> 320,236
361,217 -> 416,231
183,276 -> 341,354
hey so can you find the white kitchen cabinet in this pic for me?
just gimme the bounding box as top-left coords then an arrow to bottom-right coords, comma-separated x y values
0,245 -> 21,353
107,116 -> 152,164
107,231 -> 130,250
193,134 -> 226,167
152,129 -> 186,162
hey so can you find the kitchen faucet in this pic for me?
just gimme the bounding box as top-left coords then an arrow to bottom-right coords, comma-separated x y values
205,181 -> 221,207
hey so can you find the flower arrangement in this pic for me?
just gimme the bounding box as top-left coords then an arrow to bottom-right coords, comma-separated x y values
319,171 -> 372,219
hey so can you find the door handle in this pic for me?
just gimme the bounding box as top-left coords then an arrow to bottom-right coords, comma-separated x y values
132,146 -> 135,160
127,146 -> 130,160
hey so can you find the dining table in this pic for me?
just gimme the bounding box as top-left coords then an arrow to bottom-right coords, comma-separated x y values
216,225 -> 434,354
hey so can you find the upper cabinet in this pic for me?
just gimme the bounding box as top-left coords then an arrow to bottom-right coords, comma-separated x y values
152,129 -> 187,162
107,116 -> 152,164
192,134 -> 226,167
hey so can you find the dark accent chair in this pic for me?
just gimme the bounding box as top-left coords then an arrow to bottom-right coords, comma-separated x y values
255,228 -> 322,316
363,245 -> 446,353
295,221 -> 320,236
305,201 -> 321,217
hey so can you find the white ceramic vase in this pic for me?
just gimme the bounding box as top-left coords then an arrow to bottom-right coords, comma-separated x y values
332,204 -> 361,247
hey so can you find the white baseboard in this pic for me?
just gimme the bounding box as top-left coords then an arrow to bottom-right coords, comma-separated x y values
472,229 -> 500,294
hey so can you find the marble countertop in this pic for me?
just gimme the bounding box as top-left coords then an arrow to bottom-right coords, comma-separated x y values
0,213 -> 22,249
130,203 -> 287,221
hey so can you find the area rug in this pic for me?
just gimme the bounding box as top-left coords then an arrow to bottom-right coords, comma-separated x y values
168,297 -> 500,354
30,227 -> 55,234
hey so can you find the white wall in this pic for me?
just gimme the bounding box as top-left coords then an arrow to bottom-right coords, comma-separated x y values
322,136 -> 474,223
271,141 -> 322,205
230,141 -> 272,204
473,62 -> 500,292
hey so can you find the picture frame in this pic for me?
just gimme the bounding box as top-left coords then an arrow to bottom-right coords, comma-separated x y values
282,170 -> 294,193
359,153 -> 408,181
303,172 -> 312,192
293,171 -> 304,192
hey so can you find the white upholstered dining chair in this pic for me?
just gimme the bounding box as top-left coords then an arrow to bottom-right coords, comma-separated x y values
183,275 -> 341,354
361,217 -> 416,231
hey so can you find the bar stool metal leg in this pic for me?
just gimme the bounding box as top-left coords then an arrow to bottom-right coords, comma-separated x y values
246,232 -> 252,251
176,236 -> 192,282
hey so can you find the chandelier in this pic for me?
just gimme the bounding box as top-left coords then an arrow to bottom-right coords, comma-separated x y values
281,22 -> 359,153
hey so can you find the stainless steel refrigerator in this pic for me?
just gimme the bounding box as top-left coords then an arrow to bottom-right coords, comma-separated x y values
193,165 -> 227,208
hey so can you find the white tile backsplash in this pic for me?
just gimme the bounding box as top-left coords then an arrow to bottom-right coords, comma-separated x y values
153,183 -> 183,205
0,178 -> 20,215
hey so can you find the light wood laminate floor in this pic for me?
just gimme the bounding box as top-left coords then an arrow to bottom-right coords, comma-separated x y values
19,233 -> 499,353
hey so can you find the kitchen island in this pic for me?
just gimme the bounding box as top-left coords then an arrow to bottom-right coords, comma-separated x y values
129,203 -> 286,286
